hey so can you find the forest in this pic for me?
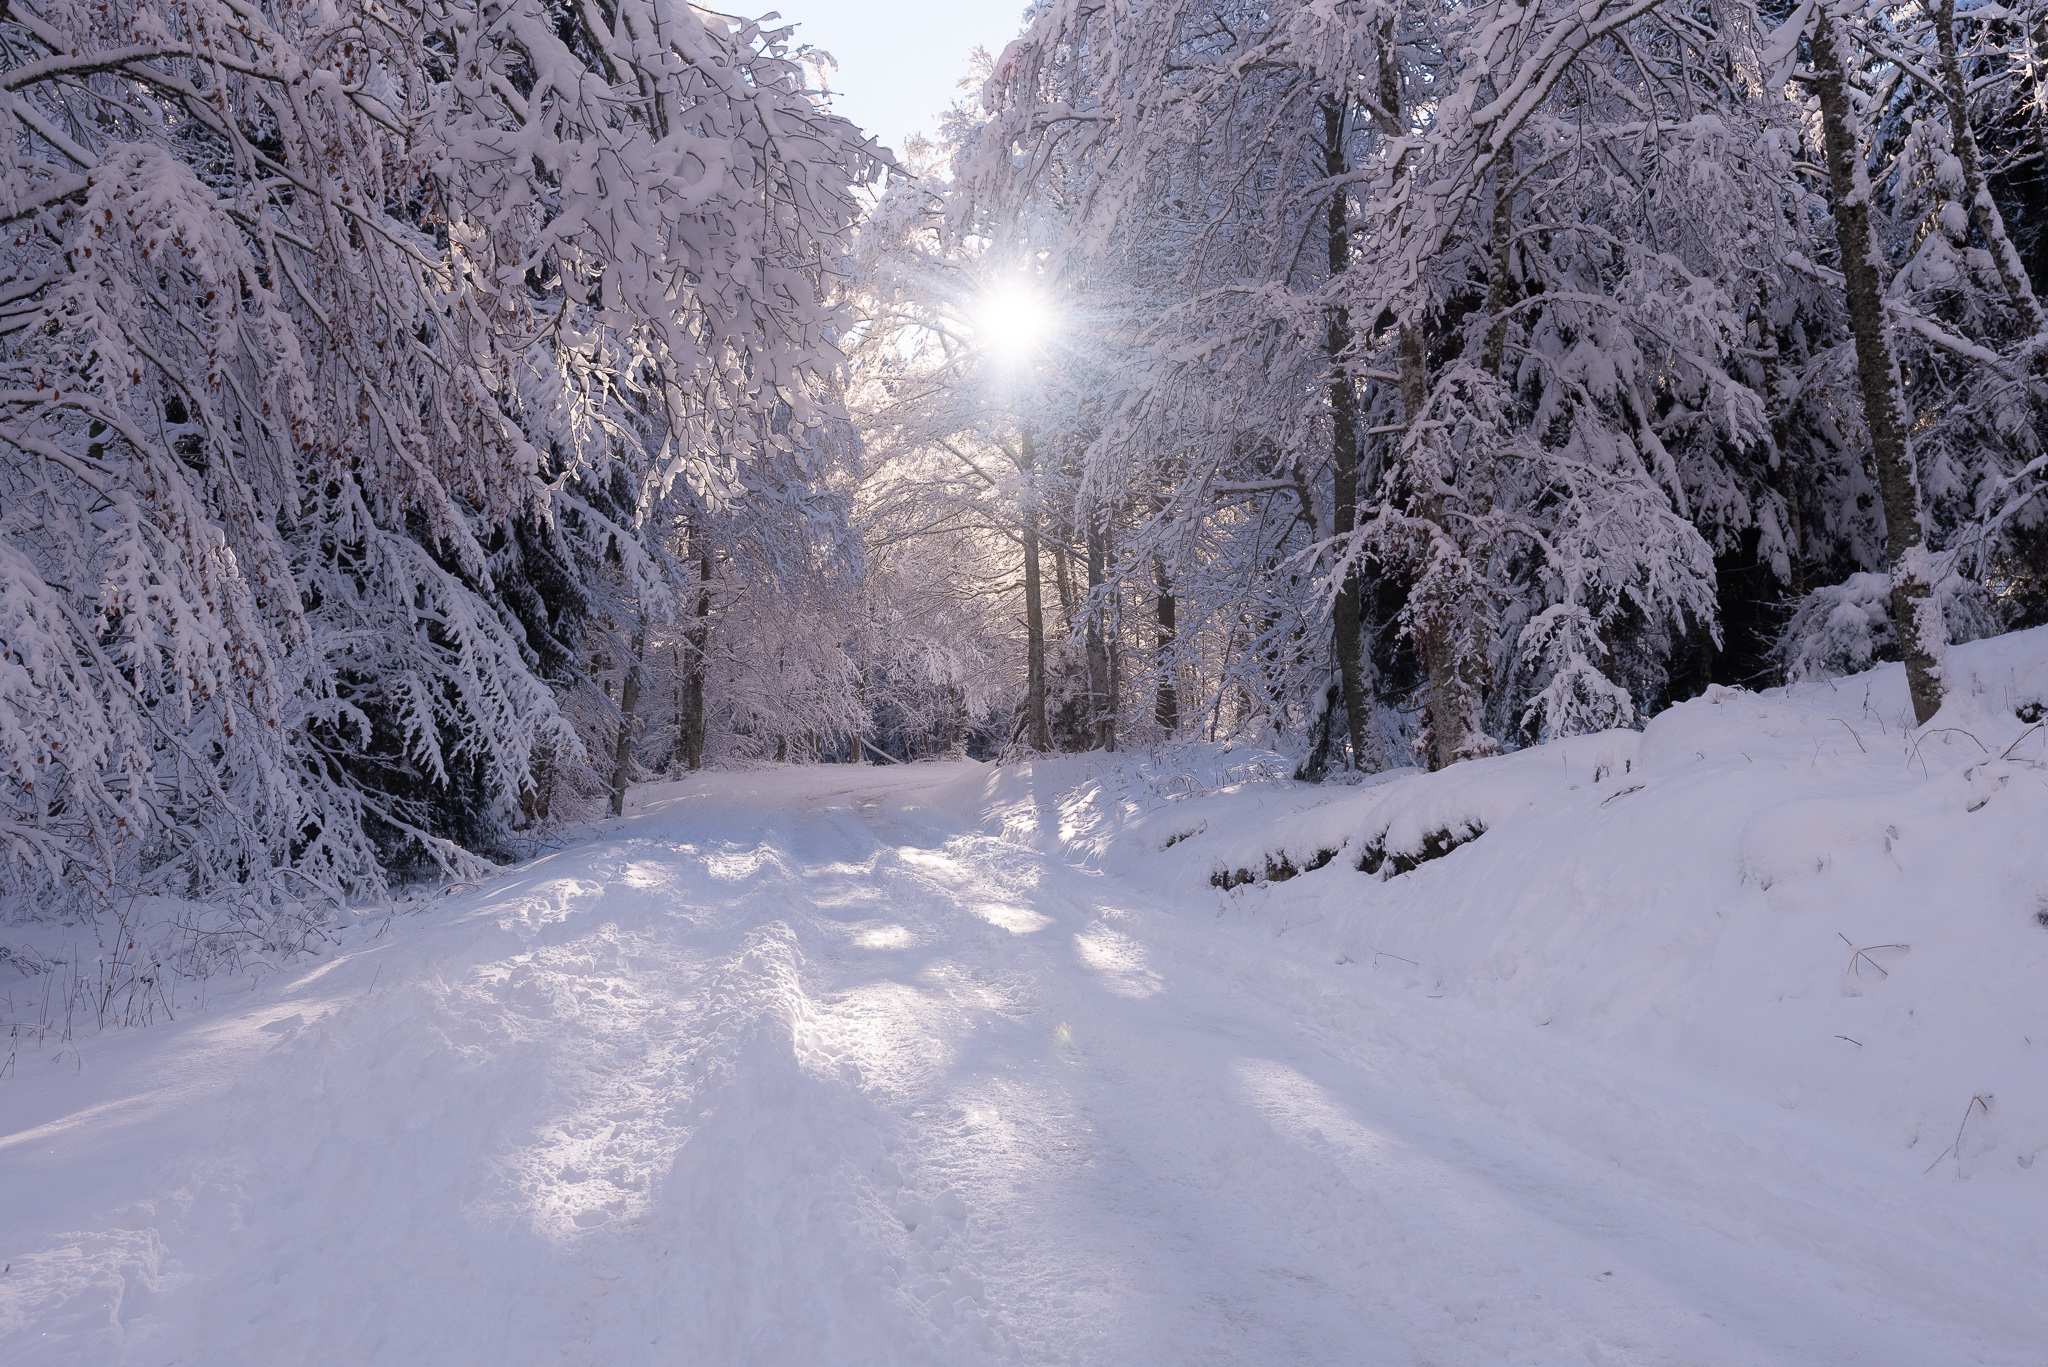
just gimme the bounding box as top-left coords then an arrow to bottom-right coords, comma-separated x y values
3,0 -> 2046,924
7,3 -> 2048,1360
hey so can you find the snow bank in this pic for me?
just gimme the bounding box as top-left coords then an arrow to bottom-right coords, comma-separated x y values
923,743 -> 1297,867
994,628 -> 2048,1185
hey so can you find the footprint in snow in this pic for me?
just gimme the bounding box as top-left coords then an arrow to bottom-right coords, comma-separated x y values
900,1191 -> 968,1230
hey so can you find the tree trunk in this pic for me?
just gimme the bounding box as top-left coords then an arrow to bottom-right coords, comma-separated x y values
1107,581 -> 1121,748
1321,95 -> 1384,775
1813,5 -> 1945,724
1479,161 -> 1516,380
1370,36 -> 1489,769
1051,540 -> 1078,622
1405,322 -> 1474,770
1758,281 -> 1807,596
1292,683 -> 1341,783
671,643 -> 685,771
1153,558 -> 1179,733
679,547 -> 711,770
2033,10 -> 2048,184
1084,520 -> 1114,750
853,666 -> 868,765
609,629 -> 644,818
1936,0 -> 2045,329
1020,429 -> 1052,752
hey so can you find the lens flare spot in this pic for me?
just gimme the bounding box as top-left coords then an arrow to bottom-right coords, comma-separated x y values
975,282 -> 1056,364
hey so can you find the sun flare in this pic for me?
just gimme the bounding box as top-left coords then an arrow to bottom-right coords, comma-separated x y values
975,283 -> 1055,364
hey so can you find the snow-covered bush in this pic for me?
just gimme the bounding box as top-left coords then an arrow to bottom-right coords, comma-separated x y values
1776,572 -> 2002,682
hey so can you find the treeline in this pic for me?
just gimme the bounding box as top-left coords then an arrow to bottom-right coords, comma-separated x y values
854,0 -> 2048,774
8,0 -> 2048,916
0,0 -> 922,913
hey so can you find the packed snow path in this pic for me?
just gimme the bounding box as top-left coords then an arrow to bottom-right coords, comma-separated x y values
4,763 -> 2040,1365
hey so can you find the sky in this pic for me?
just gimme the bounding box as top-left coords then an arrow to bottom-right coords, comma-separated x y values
779,0 -> 1028,155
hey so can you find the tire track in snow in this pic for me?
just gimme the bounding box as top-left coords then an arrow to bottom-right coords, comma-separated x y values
0,775 -> 1018,1366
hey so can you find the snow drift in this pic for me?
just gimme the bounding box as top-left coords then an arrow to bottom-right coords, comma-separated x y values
956,626 -> 2048,1183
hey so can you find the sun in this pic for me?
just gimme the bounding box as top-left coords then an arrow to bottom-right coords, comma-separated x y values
974,281 -> 1056,365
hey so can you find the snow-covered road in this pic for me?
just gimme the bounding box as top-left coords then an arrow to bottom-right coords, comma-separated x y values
4,762 -> 2039,1365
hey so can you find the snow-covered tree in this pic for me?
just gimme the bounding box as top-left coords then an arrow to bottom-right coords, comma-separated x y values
0,0 -> 873,911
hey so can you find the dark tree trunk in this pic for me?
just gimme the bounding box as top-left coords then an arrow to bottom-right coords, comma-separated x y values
1107,582 -> 1121,745
1051,540 -> 1078,622
1936,0 -> 2044,327
1479,161 -> 1516,380
1294,683 -> 1343,783
1321,95 -> 1382,774
2035,11 -> 2048,203
1085,521 -> 1114,750
1370,39 -> 1488,770
679,547 -> 712,770
1020,429 -> 1052,752
1404,321 -> 1476,771
1813,6 -> 1945,724
609,629 -> 644,818
1757,282 -> 1807,597
1153,558 -> 1178,733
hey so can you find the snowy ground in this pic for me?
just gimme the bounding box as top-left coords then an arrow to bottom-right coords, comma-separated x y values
6,635 -> 2048,1365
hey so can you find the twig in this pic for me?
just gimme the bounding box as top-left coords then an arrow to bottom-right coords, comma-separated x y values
1838,933 -> 1909,980
1831,718 -> 1867,753
1923,1094 -> 1992,1174
1910,727 -> 1988,768
1998,723 -> 2043,761
1834,1034 -> 1863,1046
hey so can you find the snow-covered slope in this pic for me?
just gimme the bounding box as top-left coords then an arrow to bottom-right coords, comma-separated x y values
3,631 -> 2045,1365
966,628 -> 2048,1187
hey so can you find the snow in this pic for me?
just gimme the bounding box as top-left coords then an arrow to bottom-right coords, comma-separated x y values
6,631 -> 2048,1365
